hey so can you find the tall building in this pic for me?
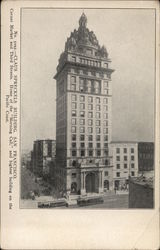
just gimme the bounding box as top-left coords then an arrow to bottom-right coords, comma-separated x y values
110,141 -> 154,190
54,13 -> 114,195
32,139 -> 56,176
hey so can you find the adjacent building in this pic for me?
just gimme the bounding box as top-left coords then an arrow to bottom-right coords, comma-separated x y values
110,141 -> 154,190
31,139 -> 56,176
129,175 -> 154,208
54,13 -> 114,195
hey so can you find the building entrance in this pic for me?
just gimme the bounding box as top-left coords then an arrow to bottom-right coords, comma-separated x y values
114,180 -> 120,190
85,172 -> 98,193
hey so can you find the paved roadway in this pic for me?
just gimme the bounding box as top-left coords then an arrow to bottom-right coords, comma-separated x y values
20,193 -> 128,209
74,193 -> 128,209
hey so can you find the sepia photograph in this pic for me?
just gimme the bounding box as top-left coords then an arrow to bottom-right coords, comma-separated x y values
20,8 -> 155,209
1,1 -> 160,249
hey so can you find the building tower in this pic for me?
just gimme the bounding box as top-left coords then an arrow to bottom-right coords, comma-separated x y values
54,13 -> 114,195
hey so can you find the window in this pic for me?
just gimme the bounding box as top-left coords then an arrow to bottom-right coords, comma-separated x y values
72,110 -> 76,117
107,73 -> 111,79
104,113 -> 108,119
97,150 -> 101,156
86,49 -> 92,55
88,96 -> 93,103
116,148 -> 120,154
116,172 -> 120,177
96,97 -> 100,104
80,143 -> 85,148
80,111 -> 85,117
72,173 -> 76,178
88,143 -> 93,148
96,105 -> 100,111
97,143 -> 101,148
88,135 -> 93,141
72,150 -> 76,157
131,163 -> 135,168
72,94 -> 76,101
71,127 -> 76,133
95,80 -> 100,88
72,102 -> 77,109
80,127 -> 85,133
124,148 -> 127,153
81,150 -> 85,157
116,164 -> 120,169
96,120 -> 100,126
116,156 -> 120,161
71,76 -> 76,83
104,143 -> 108,148
124,156 -> 127,161
71,84 -> 76,91
72,160 -> 76,167
79,86 -> 84,92
80,78 -> 84,84
88,104 -> 93,110
72,118 -> 76,125
80,95 -> 85,102
80,135 -> 85,141
131,171 -> 135,177
105,159 -> 109,165
80,103 -> 85,110
88,119 -> 93,126
88,127 -> 93,134
104,135 -> 108,141
96,135 -> 100,141
131,148 -> 134,153
87,81 -> 92,93
72,134 -> 76,141
104,120 -> 108,126
88,112 -> 93,118
89,150 -> 93,156
80,119 -> 85,125
131,155 -> 135,161
96,113 -> 101,119
103,98 -> 108,104
124,164 -> 127,169
105,171 -> 108,176
104,63 -> 108,68
72,56 -> 76,62
104,105 -> 108,111
104,81 -> 108,88
104,128 -> 108,134
72,143 -> 76,148
96,127 -> 101,134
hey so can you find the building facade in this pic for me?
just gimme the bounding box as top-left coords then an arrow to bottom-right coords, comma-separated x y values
110,141 -> 154,190
138,142 -> 154,172
32,139 -> 56,176
54,13 -> 114,195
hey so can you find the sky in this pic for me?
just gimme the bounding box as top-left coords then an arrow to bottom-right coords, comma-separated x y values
21,8 -> 155,152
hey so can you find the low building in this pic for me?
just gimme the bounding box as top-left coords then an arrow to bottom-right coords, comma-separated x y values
110,141 -> 154,190
129,175 -> 154,208
32,139 -> 56,176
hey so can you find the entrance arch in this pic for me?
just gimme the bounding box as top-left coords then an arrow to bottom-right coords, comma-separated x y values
85,172 -> 98,193
71,182 -> 77,194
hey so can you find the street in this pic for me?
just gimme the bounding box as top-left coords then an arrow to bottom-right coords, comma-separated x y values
74,193 -> 128,209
